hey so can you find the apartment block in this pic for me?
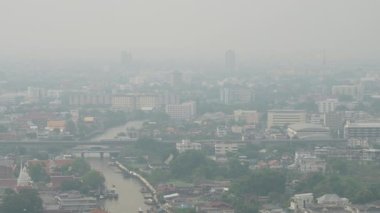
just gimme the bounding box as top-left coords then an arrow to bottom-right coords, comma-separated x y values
166,101 -> 196,120
267,110 -> 306,129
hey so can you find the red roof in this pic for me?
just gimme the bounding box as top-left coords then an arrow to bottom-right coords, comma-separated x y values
53,159 -> 74,167
91,209 -> 109,213
50,176 -> 75,189
27,159 -> 74,174
0,179 -> 17,189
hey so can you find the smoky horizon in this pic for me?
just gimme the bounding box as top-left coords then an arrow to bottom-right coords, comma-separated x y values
0,0 -> 379,65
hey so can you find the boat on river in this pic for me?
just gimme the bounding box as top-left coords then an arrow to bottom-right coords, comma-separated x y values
140,187 -> 150,193
106,185 -> 119,199
144,198 -> 154,205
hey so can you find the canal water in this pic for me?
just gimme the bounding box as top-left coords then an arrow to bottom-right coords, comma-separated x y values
88,158 -> 149,213
88,121 -> 148,213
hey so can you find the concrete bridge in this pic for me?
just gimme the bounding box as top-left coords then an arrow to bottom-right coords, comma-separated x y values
70,145 -> 121,158
0,140 -> 135,146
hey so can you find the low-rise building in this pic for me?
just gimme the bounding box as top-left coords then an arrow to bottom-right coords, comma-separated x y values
317,194 -> 350,206
55,191 -> 98,212
46,120 -> 66,132
176,140 -> 202,153
267,110 -> 306,129
196,201 -> 235,213
234,110 -> 259,124
309,114 -> 324,125
287,123 -> 330,140
344,122 -> 380,141
214,143 -> 242,156
289,193 -> 314,210
216,126 -> 228,138
290,193 -> 356,213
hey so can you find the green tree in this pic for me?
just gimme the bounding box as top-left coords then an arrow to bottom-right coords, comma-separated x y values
29,163 -> 50,183
60,179 -> 83,191
65,120 -> 77,135
170,151 -> 213,179
0,125 -> 8,133
71,158 -> 91,176
225,158 -> 249,179
338,94 -> 353,102
0,189 -> 43,213
31,151 -> 49,160
82,170 -> 105,190
174,208 -> 196,213
231,169 -> 286,196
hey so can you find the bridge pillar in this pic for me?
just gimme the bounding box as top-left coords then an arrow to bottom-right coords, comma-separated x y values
81,152 -> 84,158
100,152 -> 104,159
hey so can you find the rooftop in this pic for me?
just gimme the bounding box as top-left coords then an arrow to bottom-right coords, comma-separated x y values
288,123 -> 329,132
345,123 -> 380,128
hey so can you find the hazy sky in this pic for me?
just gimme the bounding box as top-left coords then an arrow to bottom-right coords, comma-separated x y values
0,0 -> 379,61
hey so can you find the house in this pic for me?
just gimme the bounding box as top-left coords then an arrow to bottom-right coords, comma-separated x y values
196,201 -> 235,213
287,123 -> 330,140
289,193 -> 314,210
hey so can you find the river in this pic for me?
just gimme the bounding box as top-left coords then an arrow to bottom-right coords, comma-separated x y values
91,121 -> 144,142
88,121 -> 149,213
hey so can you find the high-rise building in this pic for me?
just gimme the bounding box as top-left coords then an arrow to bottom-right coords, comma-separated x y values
170,71 -> 183,87
220,86 -> 254,104
111,93 -> 160,111
165,101 -> 196,120
160,91 -> 180,106
111,95 -> 136,111
225,50 -> 236,73
332,85 -> 362,100
68,92 -> 111,106
323,112 -> 345,131
27,87 -> 46,102
318,99 -> 338,113
120,51 -> 132,67
136,94 -> 160,110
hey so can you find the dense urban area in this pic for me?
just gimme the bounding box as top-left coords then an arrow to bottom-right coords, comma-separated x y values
1,56 -> 380,213
1,1 -> 380,213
